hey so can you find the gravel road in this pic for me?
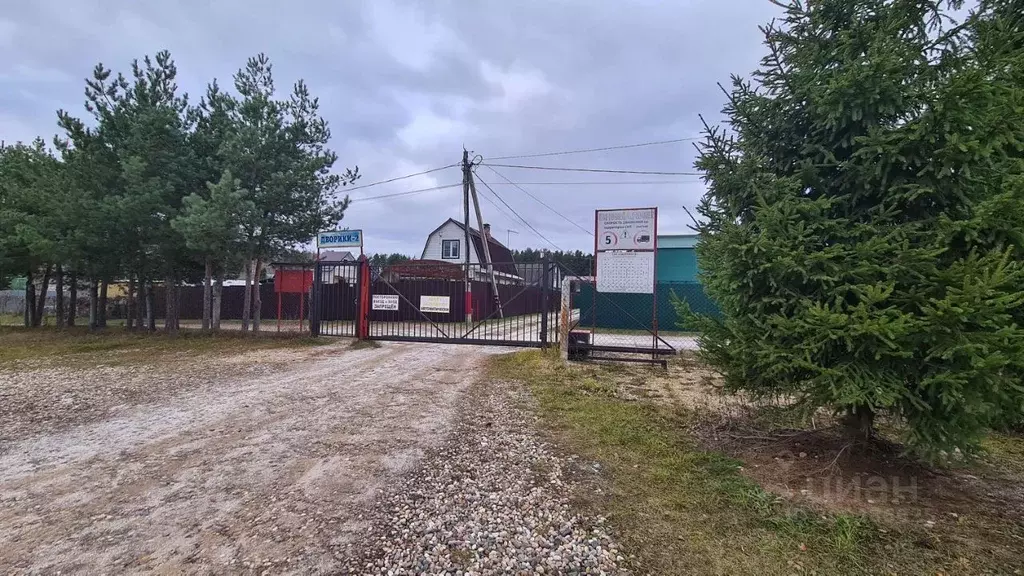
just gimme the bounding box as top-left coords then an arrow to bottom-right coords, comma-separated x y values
1,340 -> 628,575
339,373 -> 630,575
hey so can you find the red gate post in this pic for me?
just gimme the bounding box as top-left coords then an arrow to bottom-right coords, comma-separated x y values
358,256 -> 371,339
277,292 -> 282,333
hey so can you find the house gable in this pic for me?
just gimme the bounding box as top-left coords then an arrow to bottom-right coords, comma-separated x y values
420,218 -> 518,275
421,218 -> 481,264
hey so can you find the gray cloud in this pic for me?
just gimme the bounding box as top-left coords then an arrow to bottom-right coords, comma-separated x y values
1,0 -> 780,255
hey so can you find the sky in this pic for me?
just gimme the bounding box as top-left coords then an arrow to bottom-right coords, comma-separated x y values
0,0 -> 781,256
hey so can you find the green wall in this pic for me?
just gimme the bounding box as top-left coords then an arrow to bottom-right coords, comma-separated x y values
576,282 -> 719,332
656,247 -> 699,283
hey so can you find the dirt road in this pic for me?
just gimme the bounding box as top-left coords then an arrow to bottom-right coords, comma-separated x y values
0,341 -> 502,574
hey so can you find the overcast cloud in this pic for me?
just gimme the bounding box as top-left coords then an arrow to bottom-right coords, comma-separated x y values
1,0 -> 780,255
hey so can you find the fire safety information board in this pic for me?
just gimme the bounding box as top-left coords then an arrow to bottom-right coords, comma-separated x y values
595,208 -> 657,294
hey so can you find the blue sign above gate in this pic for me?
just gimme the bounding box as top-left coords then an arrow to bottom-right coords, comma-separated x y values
317,229 -> 363,249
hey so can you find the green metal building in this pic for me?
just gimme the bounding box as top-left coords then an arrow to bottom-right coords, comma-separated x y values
655,234 -> 700,282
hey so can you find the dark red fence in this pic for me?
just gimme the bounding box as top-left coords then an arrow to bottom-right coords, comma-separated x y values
103,284 -> 310,322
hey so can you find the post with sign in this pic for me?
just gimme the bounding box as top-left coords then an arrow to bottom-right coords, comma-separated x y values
594,208 -> 659,355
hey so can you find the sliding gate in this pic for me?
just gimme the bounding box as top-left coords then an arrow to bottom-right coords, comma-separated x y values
311,260 -> 562,348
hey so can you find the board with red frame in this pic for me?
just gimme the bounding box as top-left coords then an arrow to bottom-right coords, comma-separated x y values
594,207 -> 657,294
273,263 -> 314,332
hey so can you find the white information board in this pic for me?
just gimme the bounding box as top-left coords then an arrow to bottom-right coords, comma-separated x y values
594,207 -> 658,295
596,209 -> 656,251
420,295 -> 451,314
372,294 -> 399,311
596,251 -> 656,294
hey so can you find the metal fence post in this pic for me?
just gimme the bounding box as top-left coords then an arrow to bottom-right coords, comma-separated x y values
540,255 -> 550,347
310,262 -> 322,336
357,257 -> 371,339
560,276 -> 572,361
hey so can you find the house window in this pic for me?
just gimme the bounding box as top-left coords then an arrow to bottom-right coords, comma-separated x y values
441,239 -> 460,260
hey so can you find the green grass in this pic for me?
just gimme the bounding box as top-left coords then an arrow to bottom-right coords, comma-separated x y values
491,350 -> 1018,576
981,432 -> 1024,475
0,313 -> 128,327
0,325 -> 332,366
0,313 -> 25,326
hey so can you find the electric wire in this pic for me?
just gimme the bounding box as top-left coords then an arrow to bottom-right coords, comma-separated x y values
478,180 -> 701,185
343,163 -> 459,193
483,165 -> 592,236
473,173 -> 561,251
486,136 -> 701,161
475,187 -> 520,226
481,163 -> 702,176
348,183 -> 461,203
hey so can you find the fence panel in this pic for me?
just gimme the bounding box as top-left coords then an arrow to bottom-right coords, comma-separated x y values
364,261 -> 559,346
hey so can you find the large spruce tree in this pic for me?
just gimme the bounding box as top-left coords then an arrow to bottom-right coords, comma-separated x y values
691,0 -> 1024,459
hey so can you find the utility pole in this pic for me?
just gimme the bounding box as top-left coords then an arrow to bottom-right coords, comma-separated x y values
462,149 -> 473,324
467,168 -> 504,319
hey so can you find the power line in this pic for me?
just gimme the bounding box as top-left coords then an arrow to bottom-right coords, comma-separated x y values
481,163 -> 701,176
475,187 -> 520,225
478,180 -> 702,186
482,165 -> 592,236
343,163 -> 459,193
487,136 -> 701,161
348,183 -> 461,203
473,173 -> 561,251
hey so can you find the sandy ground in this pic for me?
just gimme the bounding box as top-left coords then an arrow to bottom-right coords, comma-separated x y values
0,341 -> 505,574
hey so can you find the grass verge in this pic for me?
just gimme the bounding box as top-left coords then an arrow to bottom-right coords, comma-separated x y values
492,350 -> 1024,575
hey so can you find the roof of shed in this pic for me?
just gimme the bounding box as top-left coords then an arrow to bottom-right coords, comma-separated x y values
657,234 -> 699,249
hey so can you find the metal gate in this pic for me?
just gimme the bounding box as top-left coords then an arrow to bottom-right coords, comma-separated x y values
311,259 -> 562,348
310,261 -> 360,337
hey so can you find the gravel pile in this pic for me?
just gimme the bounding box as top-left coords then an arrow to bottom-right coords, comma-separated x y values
339,378 -> 630,575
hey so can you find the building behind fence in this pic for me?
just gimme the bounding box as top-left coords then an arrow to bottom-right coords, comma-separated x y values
575,281 -> 720,332
1,290 -> 61,317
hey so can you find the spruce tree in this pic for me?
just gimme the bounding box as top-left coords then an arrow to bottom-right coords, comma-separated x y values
691,0 -> 1024,460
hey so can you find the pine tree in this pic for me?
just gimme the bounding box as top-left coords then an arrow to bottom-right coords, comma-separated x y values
172,169 -> 255,330
0,139 -> 64,327
220,54 -> 359,331
690,0 -> 1024,460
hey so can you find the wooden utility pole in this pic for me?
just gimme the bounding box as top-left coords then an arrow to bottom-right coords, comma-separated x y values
467,170 -> 504,318
462,149 -> 473,323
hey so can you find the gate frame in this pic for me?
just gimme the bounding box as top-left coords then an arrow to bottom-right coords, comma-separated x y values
310,259 -> 362,338
559,275 -> 676,367
312,255 -> 561,349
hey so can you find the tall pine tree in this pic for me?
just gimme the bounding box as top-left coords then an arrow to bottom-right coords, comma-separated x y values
691,0 -> 1024,460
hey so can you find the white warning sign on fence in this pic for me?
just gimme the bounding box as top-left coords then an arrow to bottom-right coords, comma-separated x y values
419,295 -> 451,314
372,294 -> 399,311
